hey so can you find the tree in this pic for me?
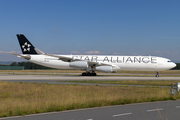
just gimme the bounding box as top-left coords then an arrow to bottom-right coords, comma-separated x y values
172,63 -> 180,70
10,62 -> 17,66
13,61 -> 53,69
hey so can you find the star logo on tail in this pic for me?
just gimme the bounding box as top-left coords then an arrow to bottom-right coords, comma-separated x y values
22,42 -> 31,52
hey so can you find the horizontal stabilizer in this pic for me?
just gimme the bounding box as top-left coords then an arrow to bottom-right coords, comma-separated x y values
6,52 -> 31,60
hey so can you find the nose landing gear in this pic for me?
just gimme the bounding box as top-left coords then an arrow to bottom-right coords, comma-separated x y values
155,71 -> 159,77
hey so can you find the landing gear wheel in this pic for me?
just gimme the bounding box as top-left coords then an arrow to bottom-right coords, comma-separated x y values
87,72 -> 92,76
156,74 -> 159,77
82,73 -> 86,76
81,72 -> 97,76
92,73 -> 96,76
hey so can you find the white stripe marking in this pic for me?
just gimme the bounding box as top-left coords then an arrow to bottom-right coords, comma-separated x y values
87,119 -> 93,120
0,116 -> 23,120
113,112 -> 132,117
147,108 -> 163,112
176,106 -> 180,108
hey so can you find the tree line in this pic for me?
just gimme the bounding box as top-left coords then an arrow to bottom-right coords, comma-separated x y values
10,62 -> 53,69
5,62 -> 180,70
172,63 -> 180,70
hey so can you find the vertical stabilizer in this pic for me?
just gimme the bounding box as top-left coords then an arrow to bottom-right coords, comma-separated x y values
17,34 -> 38,54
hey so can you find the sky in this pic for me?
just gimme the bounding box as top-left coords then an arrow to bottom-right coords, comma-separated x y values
0,0 -> 180,62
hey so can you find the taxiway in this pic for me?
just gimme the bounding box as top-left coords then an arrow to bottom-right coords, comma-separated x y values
1,74 -> 180,81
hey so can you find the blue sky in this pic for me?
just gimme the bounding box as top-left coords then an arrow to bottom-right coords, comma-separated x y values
0,0 -> 180,62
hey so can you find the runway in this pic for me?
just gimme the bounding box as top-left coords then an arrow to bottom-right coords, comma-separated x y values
1,75 -> 179,88
0,74 -> 173,87
1,74 -> 180,81
1,100 -> 180,120
1,72 -> 180,76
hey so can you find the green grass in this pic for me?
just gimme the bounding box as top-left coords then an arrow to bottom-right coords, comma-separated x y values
0,81 -> 179,117
59,80 -> 180,86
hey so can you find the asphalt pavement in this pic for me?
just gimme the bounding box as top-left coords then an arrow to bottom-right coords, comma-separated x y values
0,100 -> 180,120
1,74 -> 180,81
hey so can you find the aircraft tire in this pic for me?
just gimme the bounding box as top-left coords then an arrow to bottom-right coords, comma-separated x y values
92,73 -> 96,76
82,72 -> 96,76
87,72 -> 92,76
82,73 -> 86,76
156,74 -> 159,77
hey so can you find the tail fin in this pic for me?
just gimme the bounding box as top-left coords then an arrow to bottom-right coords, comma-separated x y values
17,34 -> 38,54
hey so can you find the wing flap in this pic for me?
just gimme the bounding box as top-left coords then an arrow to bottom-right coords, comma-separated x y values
43,53 -> 73,62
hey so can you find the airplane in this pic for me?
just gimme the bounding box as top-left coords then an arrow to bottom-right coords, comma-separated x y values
6,34 -> 176,77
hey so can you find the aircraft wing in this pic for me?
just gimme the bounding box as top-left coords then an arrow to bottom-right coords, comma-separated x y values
42,53 -> 111,66
34,48 -> 73,62
43,53 -> 73,62
34,48 -> 112,66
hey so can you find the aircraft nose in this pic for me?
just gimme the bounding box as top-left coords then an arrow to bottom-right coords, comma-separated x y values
166,62 -> 176,70
172,62 -> 176,68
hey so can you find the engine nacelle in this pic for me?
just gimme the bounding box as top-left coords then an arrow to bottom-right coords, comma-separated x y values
96,66 -> 113,73
69,61 -> 88,69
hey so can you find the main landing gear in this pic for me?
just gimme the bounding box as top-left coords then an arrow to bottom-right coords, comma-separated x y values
82,71 -> 97,76
155,71 -> 159,77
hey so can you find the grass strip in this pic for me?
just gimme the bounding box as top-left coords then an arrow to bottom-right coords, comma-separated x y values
60,80 -> 180,86
0,81 -> 179,117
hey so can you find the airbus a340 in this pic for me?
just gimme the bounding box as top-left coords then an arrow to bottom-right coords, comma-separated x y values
6,34 -> 176,76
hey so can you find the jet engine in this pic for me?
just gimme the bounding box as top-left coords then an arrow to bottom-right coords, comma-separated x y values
69,61 -> 88,69
96,66 -> 113,73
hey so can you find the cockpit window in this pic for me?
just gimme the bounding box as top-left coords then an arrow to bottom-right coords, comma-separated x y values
167,60 -> 171,62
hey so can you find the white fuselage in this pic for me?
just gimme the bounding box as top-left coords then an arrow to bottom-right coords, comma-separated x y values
21,55 -> 176,72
